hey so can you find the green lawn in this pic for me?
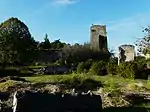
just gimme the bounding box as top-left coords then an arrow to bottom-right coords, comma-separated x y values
23,74 -> 150,108
24,74 -> 132,83
0,80 -> 17,91
1,74 -> 150,109
23,74 -> 150,92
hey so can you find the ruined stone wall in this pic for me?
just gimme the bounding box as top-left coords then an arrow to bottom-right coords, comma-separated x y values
90,25 -> 108,52
118,45 -> 135,64
16,92 -> 102,112
38,50 -> 63,62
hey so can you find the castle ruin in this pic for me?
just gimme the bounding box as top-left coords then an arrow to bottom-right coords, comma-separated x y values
118,44 -> 135,65
90,25 -> 108,52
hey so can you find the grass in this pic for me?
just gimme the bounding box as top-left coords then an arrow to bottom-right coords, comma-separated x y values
24,74 -> 102,85
23,74 -> 150,94
23,74 -> 150,108
24,74 -> 132,83
26,65 -> 45,69
23,74 -> 143,90
0,80 -> 17,91
0,73 -> 150,109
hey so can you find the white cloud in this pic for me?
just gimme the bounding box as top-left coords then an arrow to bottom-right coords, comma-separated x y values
109,13 -> 150,49
107,13 -> 150,33
25,0 -> 79,18
94,13 -> 150,55
52,0 -> 79,6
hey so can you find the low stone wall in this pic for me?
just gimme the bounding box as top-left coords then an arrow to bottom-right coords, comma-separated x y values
16,91 -> 102,112
31,65 -> 77,75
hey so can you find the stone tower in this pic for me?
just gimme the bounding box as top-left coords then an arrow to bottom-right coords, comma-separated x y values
118,44 -> 135,65
90,25 -> 108,52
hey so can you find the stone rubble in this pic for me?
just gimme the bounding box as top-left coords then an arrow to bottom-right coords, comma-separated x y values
0,82 -> 150,110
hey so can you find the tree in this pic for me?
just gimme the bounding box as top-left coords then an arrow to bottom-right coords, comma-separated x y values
135,26 -> 150,55
39,33 -> 51,49
51,39 -> 66,49
0,17 -> 37,66
89,61 -> 107,75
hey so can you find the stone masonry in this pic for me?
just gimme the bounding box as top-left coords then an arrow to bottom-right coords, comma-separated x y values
118,45 -> 135,65
90,25 -> 108,52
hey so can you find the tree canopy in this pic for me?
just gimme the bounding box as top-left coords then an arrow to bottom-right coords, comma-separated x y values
38,33 -> 51,49
0,17 -> 37,66
135,26 -> 150,55
0,17 -> 118,66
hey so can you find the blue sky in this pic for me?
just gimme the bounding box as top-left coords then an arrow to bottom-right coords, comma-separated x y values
0,0 -> 150,51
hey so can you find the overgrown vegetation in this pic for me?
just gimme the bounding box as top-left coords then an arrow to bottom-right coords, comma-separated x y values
23,74 -> 150,93
0,17 -> 149,79
0,16 -> 150,110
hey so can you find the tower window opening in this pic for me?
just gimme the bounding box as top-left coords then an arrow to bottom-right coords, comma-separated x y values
91,29 -> 96,32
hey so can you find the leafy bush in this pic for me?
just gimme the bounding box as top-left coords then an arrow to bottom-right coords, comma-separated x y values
107,59 -> 118,75
55,58 -> 66,65
62,43 -> 111,65
117,60 -> 148,79
77,62 -> 85,73
84,59 -> 93,70
135,57 -> 147,69
77,59 -> 93,73
60,74 -> 103,90
134,59 -> 149,80
117,62 -> 138,79
147,60 -> 150,68
89,61 -> 107,76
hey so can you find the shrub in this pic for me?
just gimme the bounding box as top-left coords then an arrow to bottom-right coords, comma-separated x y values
135,58 -> 147,69
117,61 -> 138,79
135,69 -> 149,80
59,74 -> 103,90
117,61 -> 148,79
79,78 -> 103,90
58,58 -> 66,65
77,62 -> 85,73
77,59 -> 93,73
60,74 -> 83,88
84,59 -> 93,70
135,56 -> 146,62
134,59 -> 149,80
107,59 -> 118,75
89,61 -> 107,75
147,60 -> 150,68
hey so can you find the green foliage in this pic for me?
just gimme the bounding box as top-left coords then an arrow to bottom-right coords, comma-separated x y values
107,62 -> 117,75
134,58 -> 148,79
117,60 -> 148,79
51,39 -> 66,49
83,59 -> 93,71
0,17 -> 37,66
135,26 -> 150,54
55,58 -> 66,65
107,59 -> 118,75
25,74 -> 102,90
117,61 -> 141,79
38,34 -> 66,50
39,33 -> 51,49
147,60 -> 150,68
77,59 -> 93,73
89,61 -> 107,76
77,62 -> 85,73
62,43 -> 111,64
0,80 -> 16,91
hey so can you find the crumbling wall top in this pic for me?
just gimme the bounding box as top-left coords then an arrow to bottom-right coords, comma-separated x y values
90,24 -> 106,30
119,44 -> 135,50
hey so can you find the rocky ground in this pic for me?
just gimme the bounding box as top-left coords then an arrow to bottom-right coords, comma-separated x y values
0,76 -> 150,111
